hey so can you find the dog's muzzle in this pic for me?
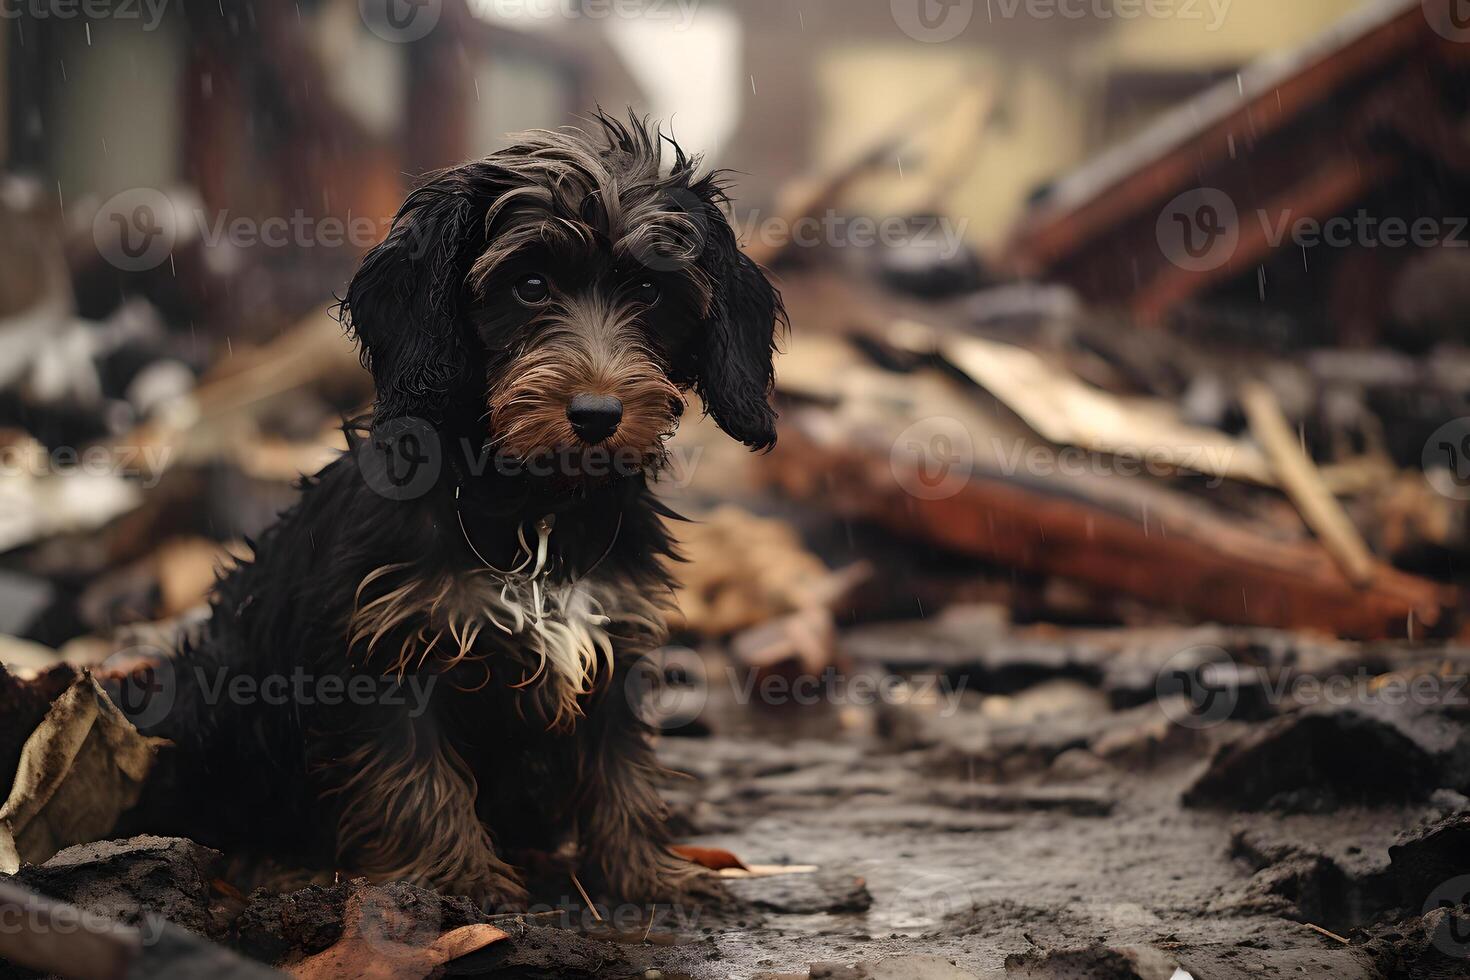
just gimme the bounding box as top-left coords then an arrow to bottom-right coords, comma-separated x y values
567,394 -> 624,444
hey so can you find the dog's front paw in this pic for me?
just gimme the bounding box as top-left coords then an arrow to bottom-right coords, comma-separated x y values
600,846 -> 730,909
656,861 -> 731,909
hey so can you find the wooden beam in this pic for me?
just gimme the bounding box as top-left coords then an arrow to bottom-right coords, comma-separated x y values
1241,381 -> 1376,588
1011,1 -> 1428,270
764,424 -> 1450,641
1130,152 -> 1399,321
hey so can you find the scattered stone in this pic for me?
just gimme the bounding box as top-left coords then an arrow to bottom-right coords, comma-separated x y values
1176,944 -> 1380,979
811,956 -> 979,979
1046,748 -> 1110,782
1183,711 -> 1440,812
1362,906 -> 1470,978
449,920 -> 631,977
1088,699 -> 1204,768
12,835 -> 220,938
1384,811 -> 1470,909
727,870 -> 872,915
233,878 -> 489,965
1002,944 -> 1180,979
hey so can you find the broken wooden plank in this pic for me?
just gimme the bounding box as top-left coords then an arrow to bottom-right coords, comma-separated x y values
763,408 -> 1450,640
1240,380 -> 1377,588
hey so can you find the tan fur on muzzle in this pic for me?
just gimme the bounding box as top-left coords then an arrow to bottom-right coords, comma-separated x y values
487,294 -> 682,464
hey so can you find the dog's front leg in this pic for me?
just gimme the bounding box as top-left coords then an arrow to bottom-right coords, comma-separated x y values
316,712 -> 528,911
574,660 -> 721,906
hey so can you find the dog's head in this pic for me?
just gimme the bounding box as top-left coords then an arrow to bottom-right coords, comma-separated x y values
340,112 -> 784,480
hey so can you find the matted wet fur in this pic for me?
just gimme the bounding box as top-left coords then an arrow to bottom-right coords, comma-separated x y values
119,112 -> 785,909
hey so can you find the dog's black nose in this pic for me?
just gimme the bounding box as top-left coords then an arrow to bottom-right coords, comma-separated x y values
567,394 -> 623,444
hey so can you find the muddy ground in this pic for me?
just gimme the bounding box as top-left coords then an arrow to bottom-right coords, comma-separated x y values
7,620 -> 1470,978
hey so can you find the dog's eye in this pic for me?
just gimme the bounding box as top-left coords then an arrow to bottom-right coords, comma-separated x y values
631,279 -> 661,307
512,274 -> 551,306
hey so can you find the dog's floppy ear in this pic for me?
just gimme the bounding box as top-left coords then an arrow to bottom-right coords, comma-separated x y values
340,172 -> 487,423
692,205 -> 786,451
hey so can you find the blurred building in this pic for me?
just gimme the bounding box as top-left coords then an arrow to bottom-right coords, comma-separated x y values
1,0 -> 1371,264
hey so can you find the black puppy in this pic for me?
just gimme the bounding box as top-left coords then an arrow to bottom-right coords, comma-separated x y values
127,112 -> 784,909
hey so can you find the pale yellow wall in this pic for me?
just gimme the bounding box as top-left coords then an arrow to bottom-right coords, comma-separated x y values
811,0 -> 1371,248
815,44 -> 1093,246
1093,0 -> 1370,69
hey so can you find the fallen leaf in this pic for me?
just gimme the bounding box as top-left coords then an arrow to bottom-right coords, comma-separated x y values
288,885 -> 508,980
719,865 -> 820,879
670,845 -> 748,871
0,672 -> 165,873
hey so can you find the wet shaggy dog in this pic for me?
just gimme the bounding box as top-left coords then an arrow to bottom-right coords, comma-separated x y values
125,113 -> 784,909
